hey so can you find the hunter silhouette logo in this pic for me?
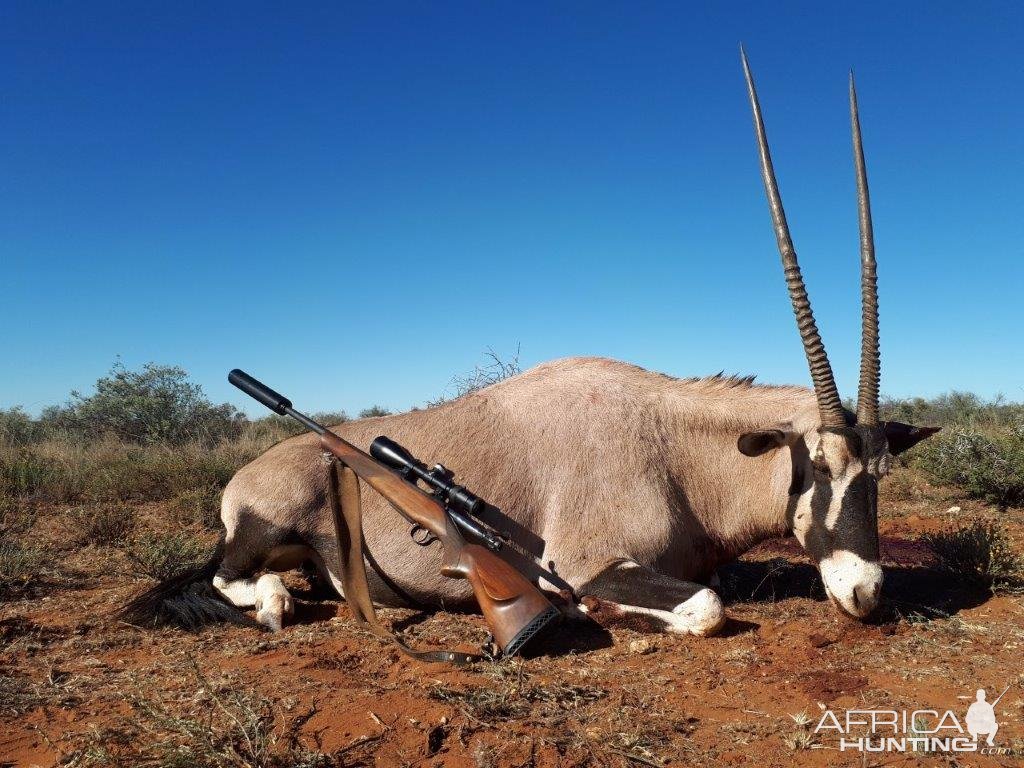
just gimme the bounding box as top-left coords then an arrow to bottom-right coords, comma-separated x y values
814,684 -> 1017,754
966,686 -> 1010,746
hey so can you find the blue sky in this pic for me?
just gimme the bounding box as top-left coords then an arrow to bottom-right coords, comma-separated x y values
3,2 -> 1022,416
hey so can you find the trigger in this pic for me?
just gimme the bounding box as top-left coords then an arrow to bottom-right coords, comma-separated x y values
410,524 -> 436,546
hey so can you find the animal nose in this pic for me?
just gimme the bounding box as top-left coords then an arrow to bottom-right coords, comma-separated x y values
818,550 -> 883,619
851,581 -> 881,615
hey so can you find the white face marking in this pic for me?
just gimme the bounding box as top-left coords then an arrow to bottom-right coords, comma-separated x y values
822,471 -> 856,532
818,549 -> 883,618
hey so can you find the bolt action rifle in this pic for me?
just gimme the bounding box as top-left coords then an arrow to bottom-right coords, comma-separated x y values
229,369 -> 560,659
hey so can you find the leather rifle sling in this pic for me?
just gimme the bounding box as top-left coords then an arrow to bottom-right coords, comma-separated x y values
324,455 -> 482,665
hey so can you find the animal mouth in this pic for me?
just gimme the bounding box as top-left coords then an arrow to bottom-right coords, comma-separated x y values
825,589 -> 859,619
824,584 -> 878,620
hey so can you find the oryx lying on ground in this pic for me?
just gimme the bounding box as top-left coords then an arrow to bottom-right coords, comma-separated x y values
124,54 -> 938,638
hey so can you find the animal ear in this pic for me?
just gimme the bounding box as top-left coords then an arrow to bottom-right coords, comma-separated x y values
737,427 -> 794,457
884,421 -> 941,455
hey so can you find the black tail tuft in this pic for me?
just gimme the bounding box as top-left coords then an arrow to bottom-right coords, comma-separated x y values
119,536 -> 261,631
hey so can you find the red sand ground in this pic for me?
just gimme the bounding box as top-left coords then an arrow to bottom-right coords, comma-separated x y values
2,486 -> 1023,767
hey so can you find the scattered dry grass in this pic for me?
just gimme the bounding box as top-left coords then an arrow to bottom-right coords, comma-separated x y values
0,540 -> 50,597
430,660 -> 605,723
63,657 -> 329,768
124,531 -> 210,581
68,503 -> 136,546
923,517 -> 1024,593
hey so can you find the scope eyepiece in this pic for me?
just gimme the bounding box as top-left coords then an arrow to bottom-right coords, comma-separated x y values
445,484 -> 484,517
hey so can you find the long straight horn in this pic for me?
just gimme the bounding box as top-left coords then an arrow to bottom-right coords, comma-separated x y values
850,72 -> 880,426
741,48 -> 846,428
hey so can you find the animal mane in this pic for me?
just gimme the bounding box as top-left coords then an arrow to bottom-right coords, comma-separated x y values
692,372 -> 758,388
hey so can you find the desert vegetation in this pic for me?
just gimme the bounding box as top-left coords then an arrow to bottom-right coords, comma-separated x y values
2,360 -> 1023,766
881,392 -> 1024,507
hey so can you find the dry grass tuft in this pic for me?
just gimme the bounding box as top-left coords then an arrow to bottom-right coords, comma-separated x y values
124,532 -> 209,581
923,518 -> 1024,593
64,657 -> 329,768
0,540 -> 50,597
69,503 -> 136,546
430,660 -> 605,724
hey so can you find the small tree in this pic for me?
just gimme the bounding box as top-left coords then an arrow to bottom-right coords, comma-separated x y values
0,407 -> 38,445
358,406 -> 391,419
46,361 -> 243,445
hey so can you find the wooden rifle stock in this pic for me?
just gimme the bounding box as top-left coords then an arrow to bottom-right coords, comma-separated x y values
319,432 -> 559,656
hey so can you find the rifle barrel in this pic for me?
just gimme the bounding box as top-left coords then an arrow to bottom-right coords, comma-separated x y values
993,684 -> 1012,708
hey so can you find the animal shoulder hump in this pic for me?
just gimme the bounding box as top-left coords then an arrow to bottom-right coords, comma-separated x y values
495,357 -> 654,399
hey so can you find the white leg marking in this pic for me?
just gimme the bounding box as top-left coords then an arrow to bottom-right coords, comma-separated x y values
596,588 -> 725,637
212,574 -> 258,608
254,574 -> 293,632
670,588 -> 726,636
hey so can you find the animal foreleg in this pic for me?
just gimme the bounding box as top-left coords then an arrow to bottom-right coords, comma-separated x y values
577,559 -> 726,637
212,571 -> 295,632
253,574 -> 294,632
212,572 -> 259,607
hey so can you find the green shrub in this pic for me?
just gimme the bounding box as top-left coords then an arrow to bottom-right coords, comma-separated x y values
0,407 -> 43,445
0,540 -> 49,595
358,405 -> 391,418
42,361 -> 244,445
0,446 -> 56,498
124,532 -> 209,581
880,392 -> 1024,429
69,504 -> 136,547
923,518 -> 1023,593
246,412 -> 348,440
913,425 -> 1024,507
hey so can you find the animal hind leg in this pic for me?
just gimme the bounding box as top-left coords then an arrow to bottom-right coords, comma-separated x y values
578,559 -> 726,637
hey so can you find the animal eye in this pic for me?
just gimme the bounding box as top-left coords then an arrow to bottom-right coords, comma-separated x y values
812,461 -> 833,480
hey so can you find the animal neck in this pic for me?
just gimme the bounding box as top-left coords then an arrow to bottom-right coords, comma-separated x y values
659,379 -> 817,563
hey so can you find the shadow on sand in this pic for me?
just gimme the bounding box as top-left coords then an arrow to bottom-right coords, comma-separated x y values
718,535 -> 993,624
290,535 -> 990,654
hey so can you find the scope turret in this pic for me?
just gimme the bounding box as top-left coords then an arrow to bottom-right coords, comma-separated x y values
370,436 -> 485,518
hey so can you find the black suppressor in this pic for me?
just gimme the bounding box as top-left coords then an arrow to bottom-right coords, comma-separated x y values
370,436 -> 502,551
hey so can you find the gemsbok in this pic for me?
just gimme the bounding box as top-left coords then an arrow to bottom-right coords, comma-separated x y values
124,52 -> 938,638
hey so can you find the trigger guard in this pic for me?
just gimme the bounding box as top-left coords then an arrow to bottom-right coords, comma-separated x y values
410,524 -> 437,546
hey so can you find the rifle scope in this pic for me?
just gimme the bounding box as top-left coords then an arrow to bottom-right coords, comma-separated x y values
370,436 -> 485,517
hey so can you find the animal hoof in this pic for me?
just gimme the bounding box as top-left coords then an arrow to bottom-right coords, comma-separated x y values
671,588 -> 725,637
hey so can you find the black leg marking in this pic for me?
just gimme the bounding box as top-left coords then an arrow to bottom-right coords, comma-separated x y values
579,560 -> 708,611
